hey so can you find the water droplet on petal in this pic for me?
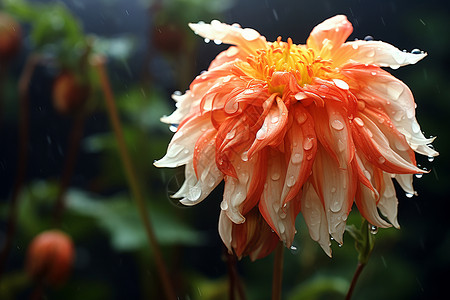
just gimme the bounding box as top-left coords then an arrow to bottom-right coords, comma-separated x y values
220,200 -> 228,210
286,175 -> 296,187
187,186 -> 202,201
303,137 -> 314,151
364,35 -> 374,41
331,119 -> 344,131
332,79 -> 349,90
169,124 -> 178,132
256,127 -> 267,140
204,38 -> 210,43
241,151 -> 249,162
378,156 -> 386,164
296,111 -> 307,124
214,39 -> 222,45
352,44 -> 359,50
226,130 -> 235,140
371,71 -> 377,76
291,153 -> 302,164
415,173 -> 423,179
405,192 -> 414,198
370,225 -> 378,234
354,117 -> 364,127
427,156 -> 435,162
411,49 -> 422,54
271,116 -> 279,124
271,172 -> 280,181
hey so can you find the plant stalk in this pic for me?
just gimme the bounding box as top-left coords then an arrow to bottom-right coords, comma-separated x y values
271,242 -> 284,300
92,56 -> 176,300
0,55 -> 39,282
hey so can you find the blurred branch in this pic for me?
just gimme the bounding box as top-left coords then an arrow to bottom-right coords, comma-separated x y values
0,54 -> 40,282
91,55 -> 176,300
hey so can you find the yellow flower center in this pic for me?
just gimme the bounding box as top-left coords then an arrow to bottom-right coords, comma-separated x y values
237,37 -> 335,94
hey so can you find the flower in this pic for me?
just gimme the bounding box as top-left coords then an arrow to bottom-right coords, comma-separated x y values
26,230 -> 75,286
154,15 -> 438,258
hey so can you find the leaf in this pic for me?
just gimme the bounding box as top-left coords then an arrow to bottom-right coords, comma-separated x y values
65,189 -> 204,251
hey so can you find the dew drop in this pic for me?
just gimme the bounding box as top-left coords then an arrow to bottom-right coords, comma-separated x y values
411,48 -> 422,54
405,192 -> 414,198
169,124 -> 178,132
331,119 -> 344,131
296,111 -> 307,124
332,78 -> 349,90
364,35 -> 374,41
290,245 -> 298,254
173,90 -> 182,96
241,151 -> 249,162
303,137 -> 314,151
331,187 -> 337,193
226,130 -> 235,140
366,49 -> 375,57
271,172 -> 281,181
371,71 -> 377,76
415,173 -> 423,179
352,43 -> 359,50
240,172 -> 249,183
220,200 -> 228,210
187,186 -> 202,201
370,225 -> 378,235
278,222 -> 286,234
353,117 -> 364,127
378,156 -> 386,164
411,121 -> 420,133
291,153 -> 302,164
286,175 -> 296,187
256,127 -> 267,140
214,39 -> 222,45
271,116 -> 279,123
427,156 -> 435,162
204,38 -> 210,43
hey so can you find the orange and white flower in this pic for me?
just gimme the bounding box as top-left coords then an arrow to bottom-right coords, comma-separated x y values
154,15 -> 438,258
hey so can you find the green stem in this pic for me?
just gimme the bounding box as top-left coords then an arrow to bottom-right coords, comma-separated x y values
272,242 -> 284,300
92,56 -> 176,300
0,55 -> 39,282
345,219 -> 375,300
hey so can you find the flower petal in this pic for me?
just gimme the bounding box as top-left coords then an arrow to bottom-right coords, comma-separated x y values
334,40 -> 427,69
342,65 -> 438,158
247,96 -> 288,158
307,15 -> 353,53
280,104 -> 316,205
189,20 -> 267,55
259,150 -> 299,246
154,113 -> 211,168
377,172 -> 400,228
311,146 -> 355,244
301,181 -> 331,257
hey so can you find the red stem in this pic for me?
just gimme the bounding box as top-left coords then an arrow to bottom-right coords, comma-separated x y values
0,55 -> 39,282
271,242 -> 284,300
345,262 -> 366,300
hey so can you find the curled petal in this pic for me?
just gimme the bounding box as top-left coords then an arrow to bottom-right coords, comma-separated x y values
354,157 -> 392,228
280,104 -> 316,205
378,172 -> 400,228
301,181 -> 331,257
154,114 -> 210,168
247,96 -> 288,158
311,147 -> 355,244
259,150 -> 299,246
189,20 -> 267,55
307,15 -> 353,54
334,40 -> 427,69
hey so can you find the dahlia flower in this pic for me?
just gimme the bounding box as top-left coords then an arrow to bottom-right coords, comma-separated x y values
154,15 -> 438,259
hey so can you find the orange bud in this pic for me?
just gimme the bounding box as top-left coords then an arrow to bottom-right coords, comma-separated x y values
26,230 -> 74,286
0,12 -> 21,62
52,71 -> 89,115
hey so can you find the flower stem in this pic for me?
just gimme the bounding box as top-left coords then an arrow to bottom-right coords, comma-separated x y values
225,250 -> 246,300
0,55 -> 39,282
345,262 -> 366,300
271,241 -> 284,300
92,56 -> 176,300
345,219 -> 374,300
52,110 -> 86,227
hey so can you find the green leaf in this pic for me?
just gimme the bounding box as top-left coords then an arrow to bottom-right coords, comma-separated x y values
288,276 -> 348,300
345,219 -> 375,264
65,189 -> 204,251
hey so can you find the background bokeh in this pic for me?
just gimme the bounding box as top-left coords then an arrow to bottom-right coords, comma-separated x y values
0,0 -> 449,299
